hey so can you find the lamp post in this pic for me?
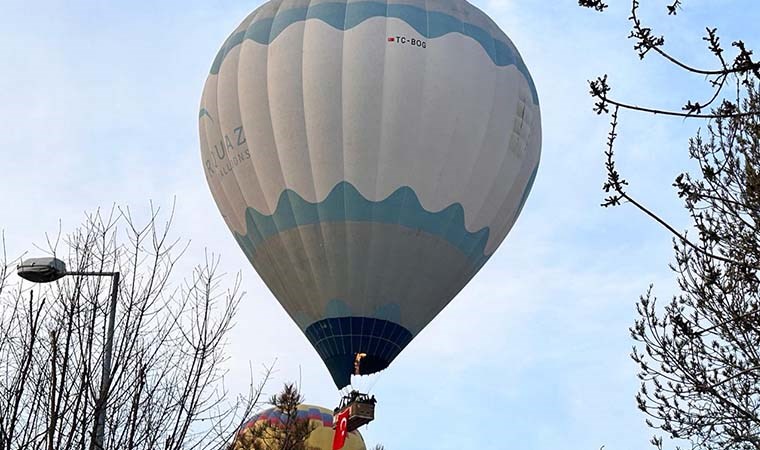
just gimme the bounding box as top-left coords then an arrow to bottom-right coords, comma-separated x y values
17,257 -> 120,450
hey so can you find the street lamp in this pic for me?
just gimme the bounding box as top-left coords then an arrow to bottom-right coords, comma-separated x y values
17,257 -> 120,450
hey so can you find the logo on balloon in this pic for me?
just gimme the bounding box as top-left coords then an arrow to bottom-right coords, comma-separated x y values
203,125 -> 250,178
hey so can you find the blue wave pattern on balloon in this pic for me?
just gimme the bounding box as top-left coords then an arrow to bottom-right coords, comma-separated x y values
209,1 -> 539,104
324,298 -> 400,323
198,108 -> 214,122
233,181 -> 491,267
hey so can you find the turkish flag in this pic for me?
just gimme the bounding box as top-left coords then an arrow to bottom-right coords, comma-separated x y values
332,409 -> 350,450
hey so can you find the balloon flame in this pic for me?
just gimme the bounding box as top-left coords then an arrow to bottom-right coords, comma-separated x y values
353,353 -> 367,375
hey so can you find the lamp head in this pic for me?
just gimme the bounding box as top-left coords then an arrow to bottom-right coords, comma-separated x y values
17,257 -> 67,283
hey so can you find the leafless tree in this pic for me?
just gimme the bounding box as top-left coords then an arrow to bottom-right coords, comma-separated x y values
579,1 -> 760,449
0,206 -> 270,450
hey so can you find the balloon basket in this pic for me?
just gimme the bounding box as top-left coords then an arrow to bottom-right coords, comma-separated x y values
333,391 -> 376,432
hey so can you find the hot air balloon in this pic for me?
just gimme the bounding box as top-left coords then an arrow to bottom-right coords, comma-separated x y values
232,404 -> 366,450
199,0 -> 541,390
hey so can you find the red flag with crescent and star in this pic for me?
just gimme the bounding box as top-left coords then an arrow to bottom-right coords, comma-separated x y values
332,408 -> 350,450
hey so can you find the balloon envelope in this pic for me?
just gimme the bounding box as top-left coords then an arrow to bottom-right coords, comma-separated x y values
233,404 -> 366,450
199,0 -> 541,388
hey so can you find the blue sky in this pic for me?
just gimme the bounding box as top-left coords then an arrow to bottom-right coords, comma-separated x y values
2,1 -> 759,449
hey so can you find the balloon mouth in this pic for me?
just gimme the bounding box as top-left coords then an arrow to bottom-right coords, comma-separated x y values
304,317 -> 414,389
322,353 -> 390,389
353,353 -> 385,376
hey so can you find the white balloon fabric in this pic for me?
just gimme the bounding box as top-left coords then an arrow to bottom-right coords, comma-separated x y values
199,0 -> 541,388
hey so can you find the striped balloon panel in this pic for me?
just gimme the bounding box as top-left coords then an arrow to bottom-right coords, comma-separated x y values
235,404 -> 366,450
